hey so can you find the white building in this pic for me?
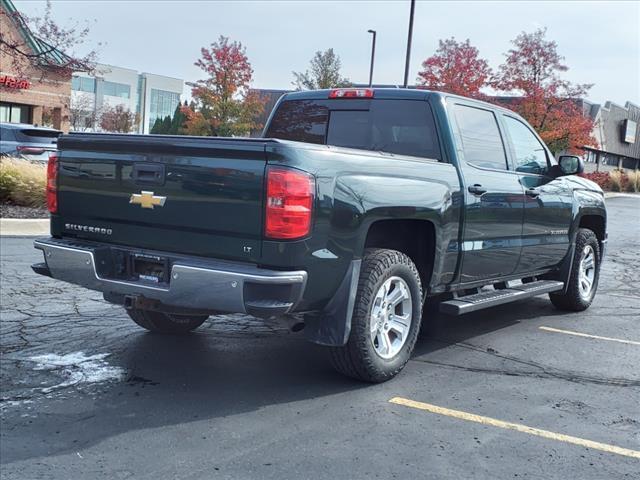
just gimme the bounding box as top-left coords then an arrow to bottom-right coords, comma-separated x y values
71,64 -> 183,134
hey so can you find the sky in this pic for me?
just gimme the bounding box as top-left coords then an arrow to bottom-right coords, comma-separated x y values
14,0 -> 640,106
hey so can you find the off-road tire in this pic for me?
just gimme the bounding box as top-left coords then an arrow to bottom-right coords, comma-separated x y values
329,249 -> 423,383
127,308 -> 208,334
549,228 -> 600,311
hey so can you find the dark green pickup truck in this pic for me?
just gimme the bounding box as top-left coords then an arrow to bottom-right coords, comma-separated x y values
33,88 -> 607,382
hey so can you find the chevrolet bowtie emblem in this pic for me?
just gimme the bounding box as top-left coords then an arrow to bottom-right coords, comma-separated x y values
129,191 -> 166,209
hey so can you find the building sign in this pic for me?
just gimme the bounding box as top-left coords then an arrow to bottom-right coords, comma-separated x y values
623,119 -> 637,144
0,76 -> 31,89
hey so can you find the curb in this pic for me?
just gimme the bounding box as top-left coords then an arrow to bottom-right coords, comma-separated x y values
0,218 -> 50,236
604,192 -> 640,199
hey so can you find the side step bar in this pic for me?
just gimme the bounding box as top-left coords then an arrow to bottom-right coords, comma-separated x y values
439,280 -> 564,316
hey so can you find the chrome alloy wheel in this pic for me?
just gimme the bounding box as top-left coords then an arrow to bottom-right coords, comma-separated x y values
370,276 -> 413,359
578,245 -> 596,300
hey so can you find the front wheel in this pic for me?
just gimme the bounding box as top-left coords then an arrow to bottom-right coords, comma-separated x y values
549,228 -> 600,311
329,249 -> 423,383
127,308 -> 208,334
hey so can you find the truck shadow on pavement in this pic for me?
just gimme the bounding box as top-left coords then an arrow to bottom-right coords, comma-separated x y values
3,297 -> 568,464
2,327 -> 360,464
415,295 -> 567,356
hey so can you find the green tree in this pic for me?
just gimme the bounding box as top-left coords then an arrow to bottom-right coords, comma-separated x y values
292,48 -> 350,90
161,115 -> 172,133
150,117 -> 164,134
169,103 -> 186,134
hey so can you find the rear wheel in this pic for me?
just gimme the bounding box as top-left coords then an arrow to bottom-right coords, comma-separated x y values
127,308 -> 208,334
549,228 -> 600,311
329,249 -> 423,383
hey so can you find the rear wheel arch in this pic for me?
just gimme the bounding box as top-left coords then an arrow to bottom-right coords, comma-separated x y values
362,219 -> 436,292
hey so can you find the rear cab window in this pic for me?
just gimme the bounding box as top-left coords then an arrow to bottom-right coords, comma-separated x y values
265,98 -> 441,161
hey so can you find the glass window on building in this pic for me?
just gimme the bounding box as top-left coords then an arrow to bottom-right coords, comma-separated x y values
103,81 -> 130,99
71,76 -> 96,93
148,88 -> 180,131
0,103 -> 31,124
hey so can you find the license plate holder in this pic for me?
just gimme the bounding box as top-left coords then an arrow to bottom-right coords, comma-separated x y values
131,253 -> 170,284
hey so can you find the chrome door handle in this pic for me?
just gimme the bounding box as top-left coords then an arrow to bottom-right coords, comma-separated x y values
525,188 -> 540,198
468,184 -> 487,195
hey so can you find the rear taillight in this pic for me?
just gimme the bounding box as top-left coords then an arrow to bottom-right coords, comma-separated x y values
265,167 -> 314,240
328,88 -> 374,99
47,154 -> 58,213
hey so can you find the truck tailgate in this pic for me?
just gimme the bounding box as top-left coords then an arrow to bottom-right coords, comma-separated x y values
53,134 -> 269,262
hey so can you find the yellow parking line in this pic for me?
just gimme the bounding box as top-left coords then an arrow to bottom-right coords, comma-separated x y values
389,397 -> 640,459
539,326 -> 640,346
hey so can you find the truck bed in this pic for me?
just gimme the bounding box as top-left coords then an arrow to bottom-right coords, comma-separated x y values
53,133 -> 283,262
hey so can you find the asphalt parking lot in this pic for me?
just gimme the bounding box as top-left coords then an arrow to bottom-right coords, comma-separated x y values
1,196 -> 639,479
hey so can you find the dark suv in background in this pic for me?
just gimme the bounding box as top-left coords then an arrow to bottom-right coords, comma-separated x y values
0,123 -> 61,162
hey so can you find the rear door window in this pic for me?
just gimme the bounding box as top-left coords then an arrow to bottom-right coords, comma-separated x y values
266,99 -> 441,160
453,104 -> 508,170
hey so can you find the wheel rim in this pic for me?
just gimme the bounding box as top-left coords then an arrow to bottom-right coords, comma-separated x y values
370,276 -> 413,359
578,245 -> 596,300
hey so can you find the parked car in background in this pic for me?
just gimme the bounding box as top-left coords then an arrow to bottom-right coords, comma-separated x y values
0,123 -> 61,163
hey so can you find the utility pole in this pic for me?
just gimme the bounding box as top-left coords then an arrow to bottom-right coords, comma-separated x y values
367,30 -> 377,87
403,0 -> 416,88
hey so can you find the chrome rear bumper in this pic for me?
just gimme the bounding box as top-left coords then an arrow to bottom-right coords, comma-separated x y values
33,238 -> 307,316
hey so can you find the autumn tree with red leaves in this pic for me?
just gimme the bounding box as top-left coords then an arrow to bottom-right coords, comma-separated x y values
493,28 -> 597,154
187,36 -> 265,137
417,38 -> 492,98
181,103 -> 211,136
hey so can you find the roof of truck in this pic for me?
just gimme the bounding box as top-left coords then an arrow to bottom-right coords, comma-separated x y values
281,88 -> 519,116
283,88 -> 431,101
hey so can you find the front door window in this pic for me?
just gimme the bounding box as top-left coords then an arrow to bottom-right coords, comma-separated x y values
503,116 -> 549,175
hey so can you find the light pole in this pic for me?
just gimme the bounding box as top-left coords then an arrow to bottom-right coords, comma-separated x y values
403,0 -> 415,88
367,29 -> 377,87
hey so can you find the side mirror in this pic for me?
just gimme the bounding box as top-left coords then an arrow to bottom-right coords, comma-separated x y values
558,155 -> 584,175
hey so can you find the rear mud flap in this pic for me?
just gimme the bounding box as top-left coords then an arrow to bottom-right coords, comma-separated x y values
304,259 -> 361,347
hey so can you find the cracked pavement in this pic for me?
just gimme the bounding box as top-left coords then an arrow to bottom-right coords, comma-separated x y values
1,196 -> 639,479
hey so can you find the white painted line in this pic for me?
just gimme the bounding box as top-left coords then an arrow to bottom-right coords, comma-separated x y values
389,397 -> 640,459
539,326 -> 640,346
